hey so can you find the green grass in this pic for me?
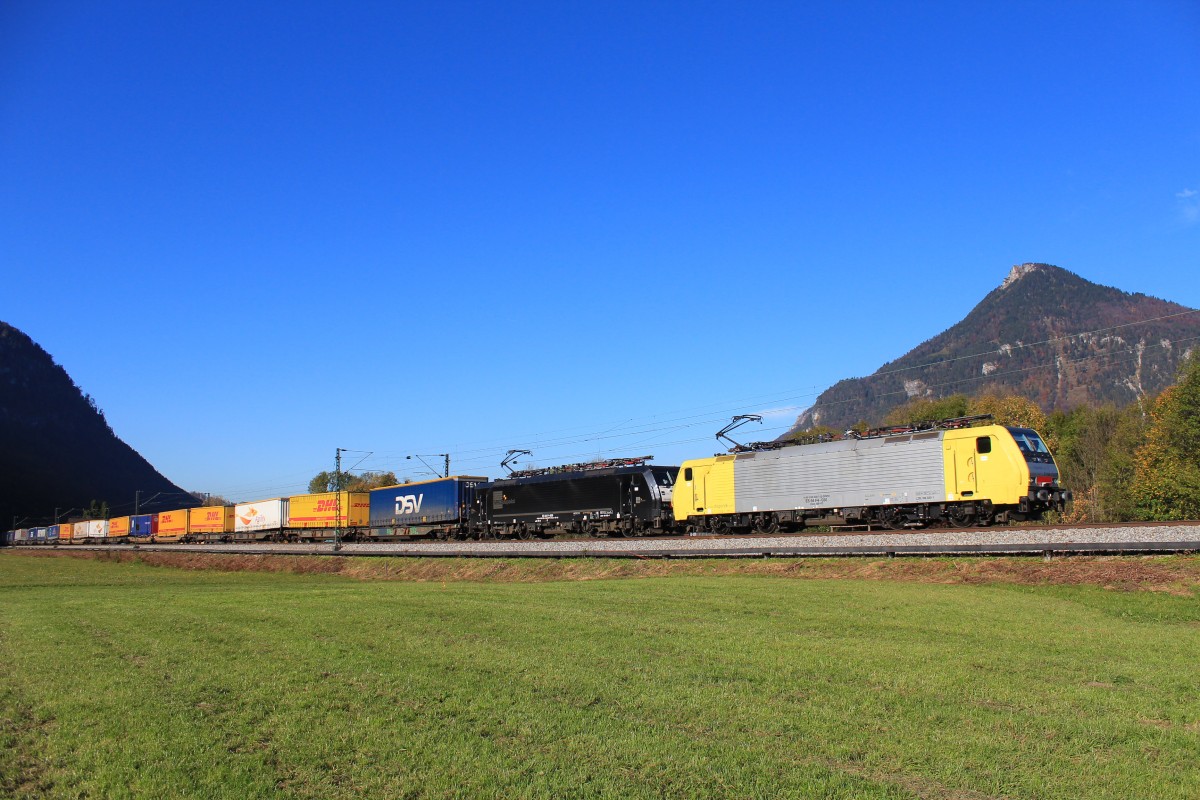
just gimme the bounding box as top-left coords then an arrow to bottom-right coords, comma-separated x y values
2,554 -> 1198,799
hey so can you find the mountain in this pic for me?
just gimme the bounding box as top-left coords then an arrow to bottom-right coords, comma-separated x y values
790,264 -> 1200,433
0,321 -> 193,528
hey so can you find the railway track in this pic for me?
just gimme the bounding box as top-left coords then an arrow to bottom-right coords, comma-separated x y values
10,521 -> 1200,559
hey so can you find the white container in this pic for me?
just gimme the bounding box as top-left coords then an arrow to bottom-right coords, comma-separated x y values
234,498 -> 288,533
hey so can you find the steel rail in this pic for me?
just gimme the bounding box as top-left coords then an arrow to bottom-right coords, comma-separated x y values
9,539 -> 1200,559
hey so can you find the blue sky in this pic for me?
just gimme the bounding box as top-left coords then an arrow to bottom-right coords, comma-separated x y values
3,1 -> 1198,500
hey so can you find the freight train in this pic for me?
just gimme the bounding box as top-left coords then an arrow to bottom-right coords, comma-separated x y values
4,416 -> 1070,544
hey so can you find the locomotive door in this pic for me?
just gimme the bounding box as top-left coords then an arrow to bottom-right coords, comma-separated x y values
950,442 -> 977,497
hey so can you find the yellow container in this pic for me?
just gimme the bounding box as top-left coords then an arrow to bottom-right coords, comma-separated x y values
108,516 -> 131,538
189,506 -> 235,534
156,509 -> 190,539
287,492 -> 369,528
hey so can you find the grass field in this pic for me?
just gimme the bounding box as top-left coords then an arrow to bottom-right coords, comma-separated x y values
2,552 -> 1198,799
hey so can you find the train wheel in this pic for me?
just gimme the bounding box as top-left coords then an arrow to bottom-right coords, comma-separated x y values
879,508 -> 906,531
709,517 -> 729,534
948,506 -> 974,528
754,514 -> 779,535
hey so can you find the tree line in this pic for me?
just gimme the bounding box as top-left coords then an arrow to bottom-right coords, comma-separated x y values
800,353 -> 1200,523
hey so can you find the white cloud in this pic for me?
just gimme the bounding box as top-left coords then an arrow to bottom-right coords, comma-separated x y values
1177,188 -> 1197,199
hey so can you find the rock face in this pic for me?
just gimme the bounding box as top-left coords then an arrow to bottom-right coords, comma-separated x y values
790,264 -> 1200,433
0,321 -> 191,528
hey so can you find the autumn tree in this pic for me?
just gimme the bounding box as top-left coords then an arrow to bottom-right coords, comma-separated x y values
1130,355 -> 1200,520
307,470 -> 399,494
883,394 -> 970,426
1048,404 -> 1147,522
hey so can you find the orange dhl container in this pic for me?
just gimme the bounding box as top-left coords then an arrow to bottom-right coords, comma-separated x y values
156,509 -> 190,540
108,516 -> 131,539
286,492 -> 369,528
189,506 -> 234,536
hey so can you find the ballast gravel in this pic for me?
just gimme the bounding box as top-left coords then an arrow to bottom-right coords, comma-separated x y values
92,523 -> 1200,558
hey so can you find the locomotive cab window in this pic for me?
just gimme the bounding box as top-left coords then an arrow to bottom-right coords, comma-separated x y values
976,437 -> 991,454
684,467 -> 693,481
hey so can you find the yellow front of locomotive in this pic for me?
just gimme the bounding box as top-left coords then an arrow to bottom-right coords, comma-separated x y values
941,424 -> 1069,520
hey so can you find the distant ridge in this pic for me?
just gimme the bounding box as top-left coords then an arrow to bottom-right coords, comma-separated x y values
0,321 -> 192,527
790,264 -> 1200,433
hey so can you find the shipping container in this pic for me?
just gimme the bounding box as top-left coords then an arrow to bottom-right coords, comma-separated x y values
2,530 -> 12,545
108,516 -> 131,539
58,523 -> 74,542
130,514 -> 156,538
286,492 -> 369,529
15,528 -> 29,543
156,509 -> 190,540
31,527 -> 48,541
47,524 -> 60,541
73,522 -> 89,542
368,477 -> 486,537
189,506 -> 234,538
87,520 -> 109,539
234,498 -> 288,535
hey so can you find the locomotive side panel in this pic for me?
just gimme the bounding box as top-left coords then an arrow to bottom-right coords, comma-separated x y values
732,435 -> 946,512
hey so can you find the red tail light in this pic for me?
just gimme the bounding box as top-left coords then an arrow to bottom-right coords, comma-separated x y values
1035,476 -> 1053,486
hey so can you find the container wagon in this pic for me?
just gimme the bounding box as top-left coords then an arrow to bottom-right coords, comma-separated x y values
130,514 -> 156,540
368,476 -> 487,540
234,498 -> 289,541
286,492 -> 370,541
188,507 -> 235,542
108,516 -> 131,542
155,510 -> 190,542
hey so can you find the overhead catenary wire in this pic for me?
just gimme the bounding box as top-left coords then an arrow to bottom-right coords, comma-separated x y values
202,313 -> 1200,501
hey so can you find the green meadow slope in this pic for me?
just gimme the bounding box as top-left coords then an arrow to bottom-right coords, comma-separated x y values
2,553 -> 1198,799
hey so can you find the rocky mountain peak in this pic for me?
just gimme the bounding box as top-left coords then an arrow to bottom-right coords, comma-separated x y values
789,265 -> 1199,433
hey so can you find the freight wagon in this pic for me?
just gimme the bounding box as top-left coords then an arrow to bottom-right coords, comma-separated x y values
155,510 -> 190,542
286,492 -> 370,540
234,498 -> 289,541
130,514 -> 157,539
188,506 -> 235,542
368,476 -> 487,540
72,522 -> 89,542
108,516 -> 131,541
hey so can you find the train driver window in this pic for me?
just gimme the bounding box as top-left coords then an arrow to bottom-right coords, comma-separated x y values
976,437 -> 991,454
684,467 -> 693,481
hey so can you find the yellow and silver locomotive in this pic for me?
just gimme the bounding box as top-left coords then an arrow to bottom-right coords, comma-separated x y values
674,416 -> 1069,532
